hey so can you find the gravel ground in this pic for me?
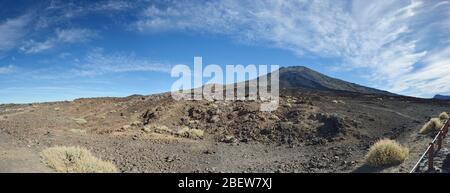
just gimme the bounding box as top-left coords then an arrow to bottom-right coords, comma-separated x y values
1,91 -> 449,173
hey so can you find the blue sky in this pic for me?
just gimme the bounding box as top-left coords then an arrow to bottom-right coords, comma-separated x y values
0,0 -> 449,103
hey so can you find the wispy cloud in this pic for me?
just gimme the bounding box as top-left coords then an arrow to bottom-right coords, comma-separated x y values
134,0 -> 450,97
34,0 -> 137,30
390,47 -> 450,96
20,28 -> 97,54
45,0 -> 136,19
0,65 -> 16,74
92,0 -> 136,11
11,48 -> 171,81
74,49 -> 171,76
0,15 -> 30,54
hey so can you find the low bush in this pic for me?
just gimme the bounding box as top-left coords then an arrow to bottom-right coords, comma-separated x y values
40,146 -> 117,173
365,139 -> 409,167
419,118 -> 443,134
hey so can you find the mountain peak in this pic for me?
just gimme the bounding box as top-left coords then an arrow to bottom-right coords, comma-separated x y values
278,66 -> 395,96
434,94 -> 450,100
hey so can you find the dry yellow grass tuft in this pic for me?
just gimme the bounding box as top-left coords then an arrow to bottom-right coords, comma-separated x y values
365,139 -> 409,167
40,146 -> 117,173
419,118 -> 444,134
176,126 -> 204,139
152,125 -> 172,134
189,129 -> 205,139
439,112 -> 449,120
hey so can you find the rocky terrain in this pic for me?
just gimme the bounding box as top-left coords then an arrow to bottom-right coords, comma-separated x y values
1,66 -> 449,173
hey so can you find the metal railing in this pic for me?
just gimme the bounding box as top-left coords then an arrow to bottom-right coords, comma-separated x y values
410,117 -> 450,173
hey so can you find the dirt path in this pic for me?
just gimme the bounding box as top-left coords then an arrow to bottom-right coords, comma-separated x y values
357,103 -> 415,120
0,131 -> 52,173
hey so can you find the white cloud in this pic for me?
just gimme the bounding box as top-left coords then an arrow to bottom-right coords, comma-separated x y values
16,49 -> 171,81
0,65 -> 16,74
42,0 -> 136,22
74,49 -> 171,76
56,28 -> 96,43
390,47 -> 450,96
20,28 -> 97,54
0,15 -> 30,53
134,0 -> 450,97
93,0 -> 135,11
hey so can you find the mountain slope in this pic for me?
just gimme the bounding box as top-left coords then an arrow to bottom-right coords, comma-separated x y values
434,94 -> 450,100
277,66 -> 395,96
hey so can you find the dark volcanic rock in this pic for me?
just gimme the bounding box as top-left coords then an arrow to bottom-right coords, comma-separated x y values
316,113 -> 346,138
277,66 -> 395,96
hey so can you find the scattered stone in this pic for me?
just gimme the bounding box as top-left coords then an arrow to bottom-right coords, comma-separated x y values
142,110 -> 156,124
121,125 -> 131,131
207,109 -> 220,116
188,107 -> 204,120
316,113 -> 346,138
332,100 -> 345,104
73,118 -> 87,125
208,115 -> 220,123
165,155 -> 178,163
240,138 -> 250,143
278,122 -> 294,130
241,113 -> 257,122
269,114 -> 279,121
203,149 -> 215,154
69,129 -> 86,134
221,135 -> 237,143
283,103 -> 292,108
189,120 -> 200,124
130,121 -> 142,127
142,126 -> 152,133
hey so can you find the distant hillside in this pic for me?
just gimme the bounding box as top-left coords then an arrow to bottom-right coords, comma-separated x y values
277,66 -> 395,96
434,94 -> 450,100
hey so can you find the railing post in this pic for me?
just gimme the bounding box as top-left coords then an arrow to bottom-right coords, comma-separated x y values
443,120 -> 449,138
428,143 -> 434,172
410,117 -> 450,173
437,132 -> 443,151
